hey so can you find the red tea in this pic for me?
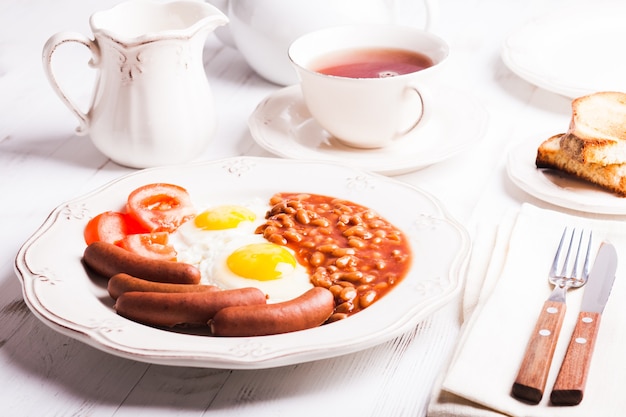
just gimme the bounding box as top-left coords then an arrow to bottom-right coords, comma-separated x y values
313,47 -> 434,79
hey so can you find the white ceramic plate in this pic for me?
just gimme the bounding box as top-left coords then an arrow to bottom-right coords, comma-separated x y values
15,157 -> 470,369
502,1 -> 626,98
248,85 -> 488,176
507,137 -> 626,215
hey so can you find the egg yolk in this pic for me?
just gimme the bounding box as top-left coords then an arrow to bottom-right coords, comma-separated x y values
194,205 -> 256,230
227,243 -> 297,281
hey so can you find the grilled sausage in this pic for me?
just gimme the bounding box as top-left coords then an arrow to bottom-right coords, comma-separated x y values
107,273 -> 218,300
83,241 -> 201,284
210,287 -> 335,336
115,287 -> 267,328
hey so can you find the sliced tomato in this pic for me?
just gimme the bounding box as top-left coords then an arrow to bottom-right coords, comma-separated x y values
84,211 -> 149,245
126,183 -> 195,233
118,232 -> 177,261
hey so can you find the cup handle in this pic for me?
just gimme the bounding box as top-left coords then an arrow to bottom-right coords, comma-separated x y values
42,31 -> 99,135
387,0 -> 438,32
395,86 -> 425,139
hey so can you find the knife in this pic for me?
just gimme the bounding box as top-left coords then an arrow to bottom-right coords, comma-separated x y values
550,242 -> 618,406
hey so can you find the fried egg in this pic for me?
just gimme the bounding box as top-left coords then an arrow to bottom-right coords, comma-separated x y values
170,199 -> 313,302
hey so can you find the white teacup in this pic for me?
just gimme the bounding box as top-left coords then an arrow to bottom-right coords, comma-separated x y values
289,24 -> 449,149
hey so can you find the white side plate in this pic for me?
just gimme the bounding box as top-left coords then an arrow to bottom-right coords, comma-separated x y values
502,1 -> 626,98
507,138 -> 626,215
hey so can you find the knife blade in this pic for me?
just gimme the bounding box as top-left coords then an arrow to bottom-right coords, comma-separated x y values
550,242 -> 618,406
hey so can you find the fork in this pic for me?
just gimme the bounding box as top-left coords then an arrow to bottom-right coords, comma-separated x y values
511,228 -> 592,404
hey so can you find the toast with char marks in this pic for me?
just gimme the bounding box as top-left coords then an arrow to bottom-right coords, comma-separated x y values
560,91 -> 626,165
536,134 -> 626,197
535,91 -> 626,197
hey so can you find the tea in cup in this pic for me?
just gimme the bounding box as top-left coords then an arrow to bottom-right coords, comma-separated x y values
209,0 -> 438,86
288,24 -> 449,148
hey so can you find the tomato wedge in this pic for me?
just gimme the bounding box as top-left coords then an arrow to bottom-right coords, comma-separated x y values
84,211 -> 148,245
117,232 -> 177,261
126,183 -> 195,233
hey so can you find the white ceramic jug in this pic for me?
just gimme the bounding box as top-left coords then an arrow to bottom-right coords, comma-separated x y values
42,0 -> 229,168
210,0 -> 437,85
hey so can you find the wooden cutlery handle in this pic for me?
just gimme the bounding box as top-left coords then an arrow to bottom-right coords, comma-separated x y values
512,300 -> 566,404
550,311 -> 601,406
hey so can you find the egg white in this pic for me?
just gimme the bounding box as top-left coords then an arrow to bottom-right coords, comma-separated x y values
170,198 -> 267,266
170,198 -> 314,302
210,234 -> 313,303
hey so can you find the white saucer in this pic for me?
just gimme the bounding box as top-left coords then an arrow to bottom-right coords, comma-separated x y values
502,1 -> 626,98
507,136 -> 626,215
248,84 -> 488,176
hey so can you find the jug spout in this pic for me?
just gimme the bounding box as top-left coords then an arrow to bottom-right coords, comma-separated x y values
196,2 -> 230,33
89,0 -> 229,43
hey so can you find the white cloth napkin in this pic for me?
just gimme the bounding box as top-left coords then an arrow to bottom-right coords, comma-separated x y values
428,203 -> 626,417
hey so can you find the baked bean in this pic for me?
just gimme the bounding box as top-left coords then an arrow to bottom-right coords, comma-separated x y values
339,286 -> 357,302
286,200 -> 301,209
283,229 -> 303,243
311,268 -> 332,288
347,237 -> 367,249
359,290 -> 377,309
356,284 -> 371,292
374,229 -> 387,238
335,301 -> 354,314
258,193 -> 411,319
335,255 -> 357,269
318,243 -> 339,254
276,213 -> 295,228
336,271 -> 363,283
368,219 -> 385,228
295,209 -> 311,224
334,203 -> 353,214
329,285 -> 344,298
311,218 -> 330,227
361,274 -> 376,284
301,241 -> 316,249
349,215 -> 363,225
328,313 -> 349,323
363,210 -> 376,220
267,233 -> 287,245
309,251 -> 325,267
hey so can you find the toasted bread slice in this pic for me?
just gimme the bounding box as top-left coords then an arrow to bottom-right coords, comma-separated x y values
560,91 -> 626,165
536,134 -> 626,197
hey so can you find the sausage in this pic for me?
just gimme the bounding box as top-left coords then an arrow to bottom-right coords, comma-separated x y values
210,287 -> 335,337
107,273 -> 219,300
114,287 -> 267,328
83,241 -> 201,284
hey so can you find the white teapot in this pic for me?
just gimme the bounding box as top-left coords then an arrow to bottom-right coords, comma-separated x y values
42,0 -> 229,168
210,0 -> 437,85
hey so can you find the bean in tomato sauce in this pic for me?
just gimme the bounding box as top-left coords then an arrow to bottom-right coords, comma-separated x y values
255,193 -> 411,322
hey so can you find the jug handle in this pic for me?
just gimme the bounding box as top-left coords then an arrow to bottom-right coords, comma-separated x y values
42,31 -> 100,135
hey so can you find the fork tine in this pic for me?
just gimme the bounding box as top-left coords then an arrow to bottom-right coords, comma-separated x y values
550,228 -> 568,278
570,229 -> 584,279
582,231 -> 593,280
559,228 -> 576,278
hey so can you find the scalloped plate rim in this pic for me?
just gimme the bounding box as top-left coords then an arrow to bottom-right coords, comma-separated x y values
15,156 -> 470,369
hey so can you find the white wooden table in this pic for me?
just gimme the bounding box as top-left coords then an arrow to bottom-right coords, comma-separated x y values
0,0 -> 600,415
